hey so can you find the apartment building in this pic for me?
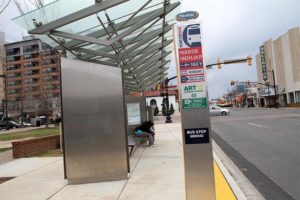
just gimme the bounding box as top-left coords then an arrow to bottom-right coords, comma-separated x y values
4,38 -> 61,119
256,27 -> 300,107
0,32 -> 5,104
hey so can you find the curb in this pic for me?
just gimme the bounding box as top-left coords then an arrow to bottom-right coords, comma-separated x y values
213,140 -> 265,200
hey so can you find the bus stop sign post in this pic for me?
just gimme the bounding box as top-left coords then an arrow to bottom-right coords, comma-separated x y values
173,13 -> 216,200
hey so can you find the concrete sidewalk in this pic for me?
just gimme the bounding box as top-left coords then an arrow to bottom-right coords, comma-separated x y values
0,117 -> 242,200
0,150 -> 13,165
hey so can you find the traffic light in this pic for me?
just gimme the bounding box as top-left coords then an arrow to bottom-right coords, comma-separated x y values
247,55 -> 252,66
230,80 -> 235,86
156,83 -> 161,91
217,57 -> 221,69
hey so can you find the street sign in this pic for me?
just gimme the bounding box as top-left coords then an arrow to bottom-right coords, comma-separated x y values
176,23 -> 206,109
185,128 -> 209,144
173,19 -> 216,200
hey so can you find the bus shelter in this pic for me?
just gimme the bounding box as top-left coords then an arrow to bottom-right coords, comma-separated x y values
13,0 -> 181,184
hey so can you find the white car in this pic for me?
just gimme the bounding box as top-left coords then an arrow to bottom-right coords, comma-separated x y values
209,106 -> 230,116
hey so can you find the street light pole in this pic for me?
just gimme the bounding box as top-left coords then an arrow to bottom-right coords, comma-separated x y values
163,76 -> 177,124
165,80 -> 172,123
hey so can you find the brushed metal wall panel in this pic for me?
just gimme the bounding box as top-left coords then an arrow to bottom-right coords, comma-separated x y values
181,102 -> 216,200
61,58 -> 128,184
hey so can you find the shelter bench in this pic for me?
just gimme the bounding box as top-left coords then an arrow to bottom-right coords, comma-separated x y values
128,134 -> 149,156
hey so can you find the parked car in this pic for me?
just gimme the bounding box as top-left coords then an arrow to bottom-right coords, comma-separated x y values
9,121 -> 21,128
37,116 -> 47,125
22,122 -> 31,127
0,120 -> 8,130
209,105 -> 230,116
0,120 -> 21,130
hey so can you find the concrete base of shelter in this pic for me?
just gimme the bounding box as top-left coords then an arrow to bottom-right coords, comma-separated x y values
0,115 -> 260,200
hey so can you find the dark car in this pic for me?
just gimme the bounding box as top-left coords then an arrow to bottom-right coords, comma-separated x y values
9,121 -> 21,128
0,120 -> 7,130
0,120 -> 21,130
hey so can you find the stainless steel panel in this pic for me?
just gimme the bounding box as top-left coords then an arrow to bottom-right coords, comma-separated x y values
181,99 -> 216,200
61,58 -> 128,184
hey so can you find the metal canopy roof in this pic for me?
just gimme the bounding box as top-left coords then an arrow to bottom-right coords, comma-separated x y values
13,0 -> 181,93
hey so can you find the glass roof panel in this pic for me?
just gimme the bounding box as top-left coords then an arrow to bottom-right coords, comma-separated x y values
12,0 -> 183,91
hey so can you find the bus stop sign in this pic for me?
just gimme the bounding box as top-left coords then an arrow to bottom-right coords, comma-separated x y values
173,19 -> 216,200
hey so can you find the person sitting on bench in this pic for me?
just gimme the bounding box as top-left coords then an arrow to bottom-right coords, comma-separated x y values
135,121 -> 155,146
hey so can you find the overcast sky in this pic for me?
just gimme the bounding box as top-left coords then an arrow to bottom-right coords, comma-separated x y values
1,0 -> 300,99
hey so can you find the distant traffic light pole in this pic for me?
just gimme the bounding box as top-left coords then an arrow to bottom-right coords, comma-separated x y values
265,69 -> 278,107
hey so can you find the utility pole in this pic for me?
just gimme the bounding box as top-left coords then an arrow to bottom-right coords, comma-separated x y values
267,84 -> 270,107
265,69 -> 278,108
271,69 -> 278,107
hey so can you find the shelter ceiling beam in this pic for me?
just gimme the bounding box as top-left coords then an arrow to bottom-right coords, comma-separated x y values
29,0 -> 129,34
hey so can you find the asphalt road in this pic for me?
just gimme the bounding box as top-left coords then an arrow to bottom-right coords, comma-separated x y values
211,108 -> 300,200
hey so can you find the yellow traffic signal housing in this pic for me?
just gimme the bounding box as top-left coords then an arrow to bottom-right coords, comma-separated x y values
157,83 -> 161,91
230,80 -> 235,86
217,57 -> 221,69
247,55 -> 252,66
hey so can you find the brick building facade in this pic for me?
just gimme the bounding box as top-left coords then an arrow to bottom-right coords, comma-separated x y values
3,38 -> 61,120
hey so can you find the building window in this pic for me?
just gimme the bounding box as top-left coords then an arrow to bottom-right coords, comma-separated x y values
24,53 -> 32,60
150,99 -> 157,108
42,43 -> 51,50
6,48 -> 20,56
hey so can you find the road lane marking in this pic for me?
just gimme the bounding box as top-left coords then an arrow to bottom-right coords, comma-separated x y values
248,123 -> 270,129
247,123 -> 270,129
284,118 -> 300,122
248,123 -> 263,127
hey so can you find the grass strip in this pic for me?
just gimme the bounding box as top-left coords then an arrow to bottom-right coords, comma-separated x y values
0,127 -> 59,141
0,147 -> 12,153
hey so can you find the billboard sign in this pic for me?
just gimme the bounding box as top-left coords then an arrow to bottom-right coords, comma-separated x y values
260,45 -> 268,81
259,87 -> 275,96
